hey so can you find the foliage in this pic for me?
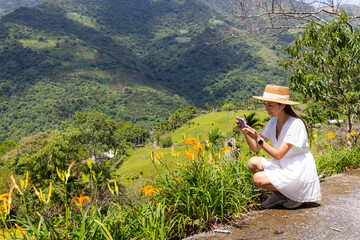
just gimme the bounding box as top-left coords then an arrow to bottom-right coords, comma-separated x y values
0,135 -> 257,239
152,136 -> 256,237
153,106 -> 200,144
0,0 -> 288,141
0,139 -> 16,157
0,0 -> 43,18
317,147 -> 360,179
243,112 -> 263,130
206,128 -> 224,154
1,111 -> 148,187
116,109 -> 270,184
282,13 -> 360,132
159,134 -> 172,148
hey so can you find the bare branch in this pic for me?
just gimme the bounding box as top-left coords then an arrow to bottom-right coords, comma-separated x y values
229,0 -> 359,38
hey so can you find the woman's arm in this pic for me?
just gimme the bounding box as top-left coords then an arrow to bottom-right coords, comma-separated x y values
237,122 -> 266,153
244,126 -> 293,161
242,129 -> 265,153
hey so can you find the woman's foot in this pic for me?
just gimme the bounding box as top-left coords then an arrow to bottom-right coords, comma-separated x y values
261,192 -> 288,209
283,199 -> 303,209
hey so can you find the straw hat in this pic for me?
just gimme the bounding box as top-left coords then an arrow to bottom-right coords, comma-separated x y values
253,85 -> 300,105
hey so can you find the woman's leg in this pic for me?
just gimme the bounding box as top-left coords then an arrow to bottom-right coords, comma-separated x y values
248,157 -> 288,208
248,156 -> 264,173
253,171 -> 278,191
248,157 -> 277,191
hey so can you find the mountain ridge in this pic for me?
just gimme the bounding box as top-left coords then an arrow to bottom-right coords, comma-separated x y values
0,0 -> 288,141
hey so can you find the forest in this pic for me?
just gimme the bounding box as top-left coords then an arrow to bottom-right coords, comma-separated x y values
0,0 -> 290,142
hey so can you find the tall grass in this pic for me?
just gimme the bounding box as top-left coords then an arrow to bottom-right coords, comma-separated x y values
316,147 -> 360,178
0,137 -> 256,239
2,130 -> 360,239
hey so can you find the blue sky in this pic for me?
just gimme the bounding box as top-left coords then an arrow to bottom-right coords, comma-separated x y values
340,0 -> 360,5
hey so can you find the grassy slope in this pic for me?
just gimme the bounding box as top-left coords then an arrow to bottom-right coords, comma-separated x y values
115,109 -> 268,187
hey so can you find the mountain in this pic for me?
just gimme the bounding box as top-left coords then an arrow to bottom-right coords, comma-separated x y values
0,0 -> 288,141
0,0 -> 43,18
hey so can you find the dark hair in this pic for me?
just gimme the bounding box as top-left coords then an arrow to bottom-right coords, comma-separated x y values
284,105 -> 309,137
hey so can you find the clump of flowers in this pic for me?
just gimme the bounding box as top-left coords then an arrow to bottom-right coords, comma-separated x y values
182,134 -> 204,161
139,184 -> 162,197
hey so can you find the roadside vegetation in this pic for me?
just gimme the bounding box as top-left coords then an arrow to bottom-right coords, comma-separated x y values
1,101 -> 360,239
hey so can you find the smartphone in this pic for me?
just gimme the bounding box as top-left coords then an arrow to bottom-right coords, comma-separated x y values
236,116 -> 246,128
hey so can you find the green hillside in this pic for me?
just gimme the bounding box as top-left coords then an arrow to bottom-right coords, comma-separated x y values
0,0 -> 288,141
0,0 -> 43,18
116,109 -> 268,187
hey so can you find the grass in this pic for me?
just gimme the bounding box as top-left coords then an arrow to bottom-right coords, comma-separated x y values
115,109 -> 268,187
2,111 -> 360,239
0,138 -> 257,239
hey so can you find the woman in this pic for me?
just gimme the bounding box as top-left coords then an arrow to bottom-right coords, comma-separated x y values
237,85 -> 321,209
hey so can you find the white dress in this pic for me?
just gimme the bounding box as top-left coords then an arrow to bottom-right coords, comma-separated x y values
261,116 -> 321,202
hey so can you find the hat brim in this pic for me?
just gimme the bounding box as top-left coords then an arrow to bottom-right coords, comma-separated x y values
253,96 -> 300,105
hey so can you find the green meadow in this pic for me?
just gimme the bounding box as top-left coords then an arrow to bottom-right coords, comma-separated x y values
116,109 -> 268,187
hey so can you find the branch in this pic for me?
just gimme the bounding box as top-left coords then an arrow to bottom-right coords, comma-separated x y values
230,0 -> 357,37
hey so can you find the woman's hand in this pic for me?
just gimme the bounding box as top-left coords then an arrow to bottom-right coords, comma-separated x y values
243,126 -> 259,141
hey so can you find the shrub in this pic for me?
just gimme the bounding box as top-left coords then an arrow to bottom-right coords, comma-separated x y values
159,134 -> 172,148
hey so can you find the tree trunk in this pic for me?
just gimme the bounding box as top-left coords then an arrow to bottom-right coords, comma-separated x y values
347,110 -> 352,132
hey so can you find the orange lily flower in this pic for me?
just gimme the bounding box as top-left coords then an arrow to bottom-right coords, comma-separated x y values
184,150 -> 196,160
0,193 -> 9,216
193,142 -> 204,152
221,146 -> 231,152
183,135 -> 197,146
138,184 -> 162,197
71,190 -> 90,207
326,132 -> 335,140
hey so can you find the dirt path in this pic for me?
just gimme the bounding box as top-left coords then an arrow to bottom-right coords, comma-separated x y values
185,169 -> 360,240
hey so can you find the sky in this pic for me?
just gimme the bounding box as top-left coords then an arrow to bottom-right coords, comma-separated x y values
311,0 -> 360,7
341,0 -> 360,5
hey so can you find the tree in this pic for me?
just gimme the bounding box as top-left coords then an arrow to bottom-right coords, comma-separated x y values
224,0 -> 360,41
281,13 -> 360,131
244,112 -> 263,130
73,111 -> 122,159
207,128 -> 225,154
0,139 -> 17,156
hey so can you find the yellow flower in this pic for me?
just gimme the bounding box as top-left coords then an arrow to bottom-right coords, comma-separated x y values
221,146 -> 231,152
326,132 -> 335,140
108,180 -> 119,196
57,161 -> 76,184
71,190 -> 90,207
0,193 -> 8,204
324,142 -> 331,149
150,146 -> 164,164
0,193 -> 9,209
20,172 -> 29,190
155,146 -> 163,161
0,193 -> 10,218
184,150 -> 196,160
349,131 -> 357,137
192,142 -> 204,152
138,184 -> 162,197
183,135 -> 197,146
